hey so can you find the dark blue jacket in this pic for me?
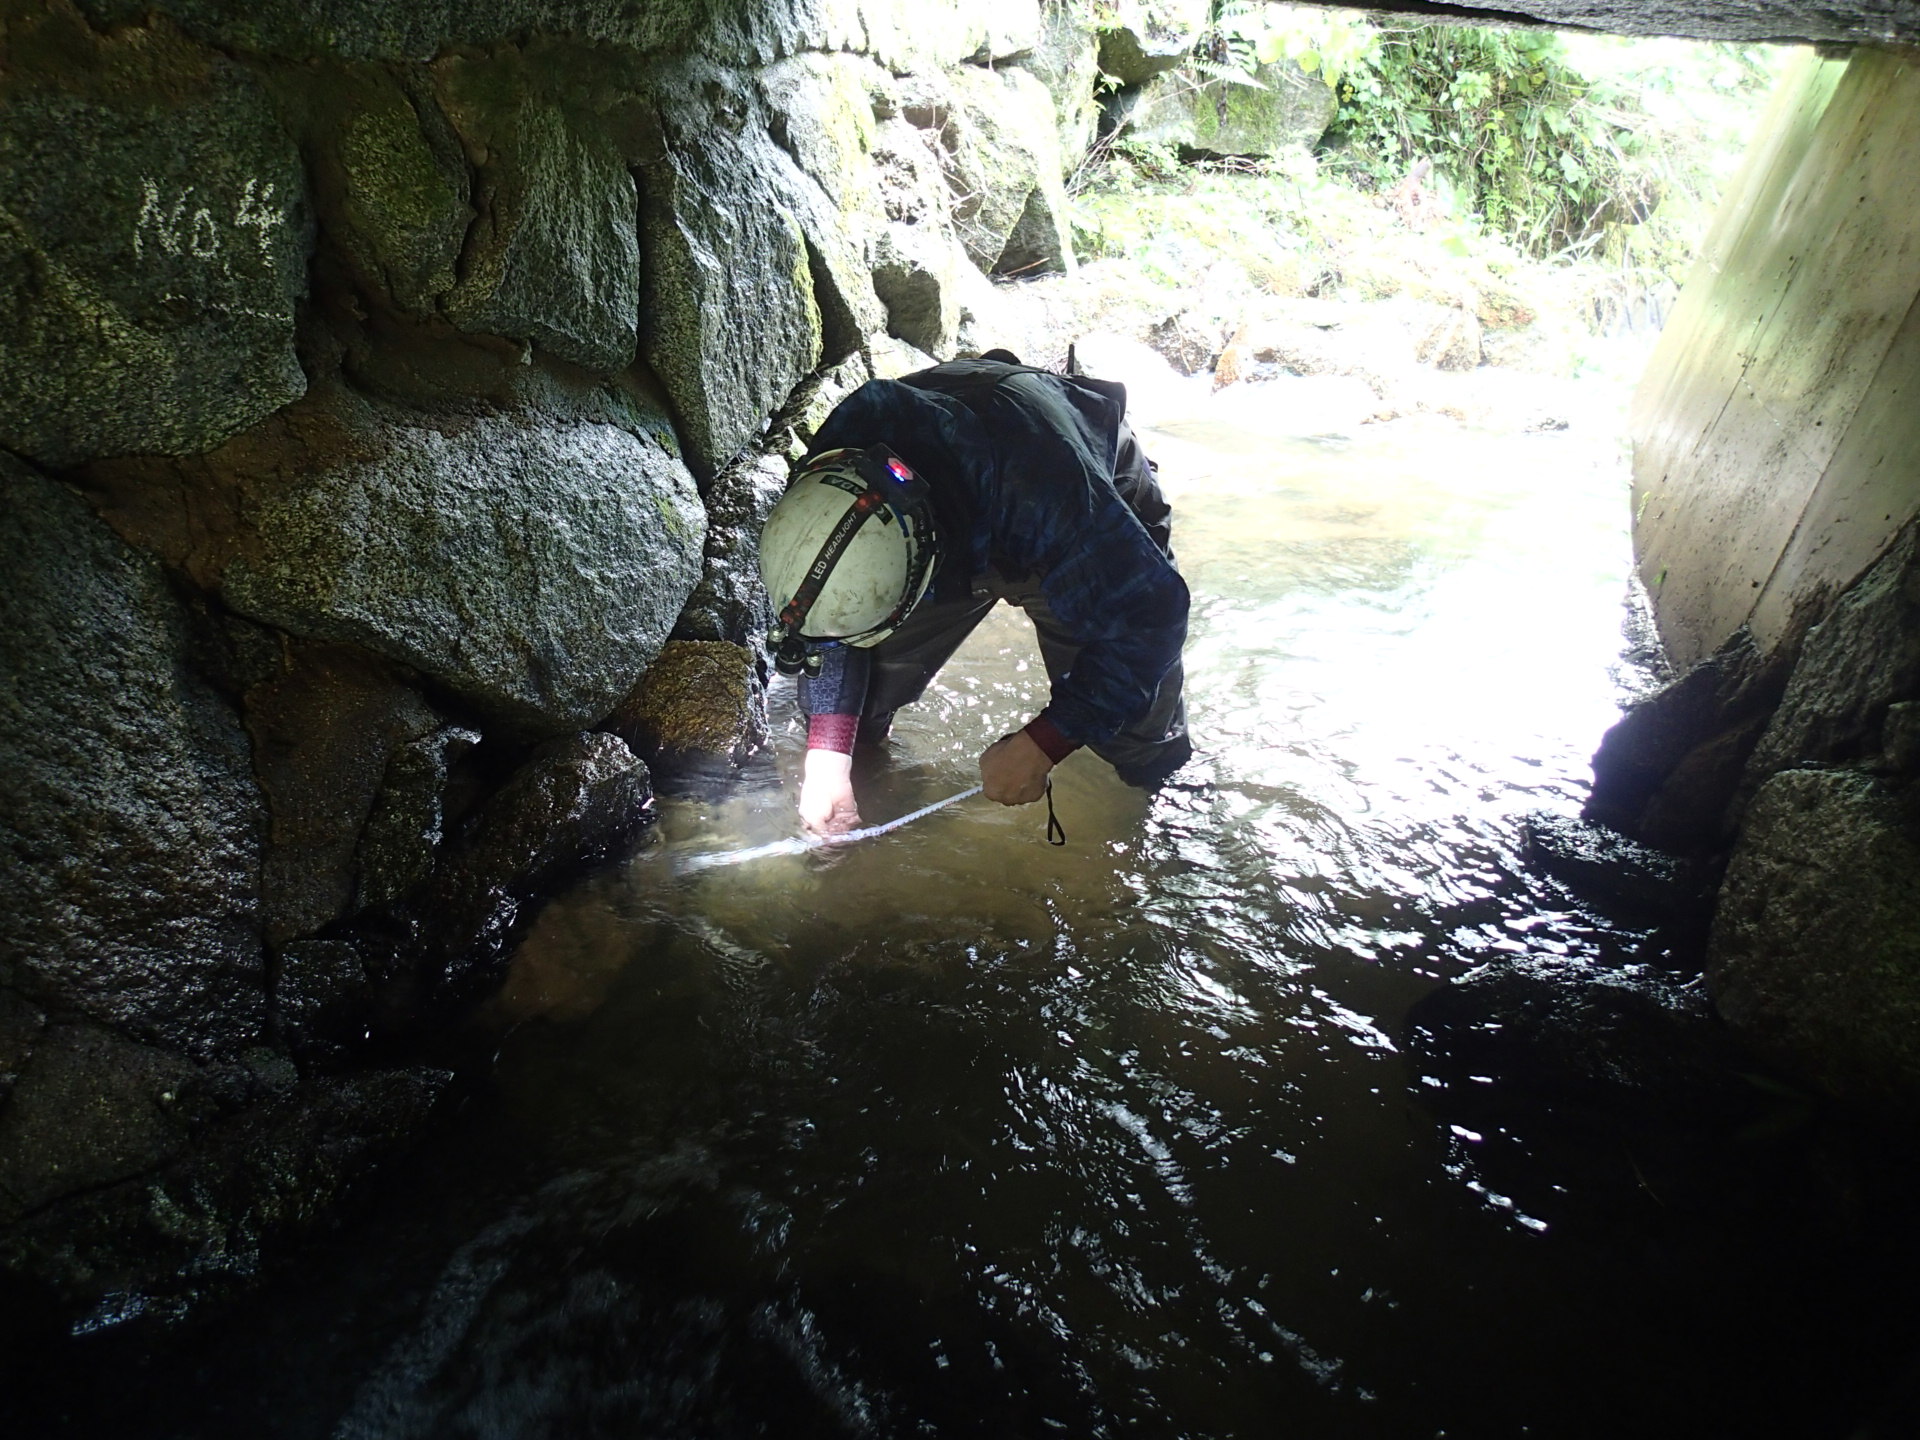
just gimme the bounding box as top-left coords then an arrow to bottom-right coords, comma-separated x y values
798,360 -> 1188,745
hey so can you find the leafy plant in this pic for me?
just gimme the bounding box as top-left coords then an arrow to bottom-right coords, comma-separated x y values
1313,19 -> 1779,266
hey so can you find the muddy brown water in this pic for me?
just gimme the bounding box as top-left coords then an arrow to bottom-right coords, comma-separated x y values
16,378 -> 1920,1438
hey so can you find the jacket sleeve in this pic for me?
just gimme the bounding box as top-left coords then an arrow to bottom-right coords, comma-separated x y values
796,643 -> 871,719
983,381 -> 1189,745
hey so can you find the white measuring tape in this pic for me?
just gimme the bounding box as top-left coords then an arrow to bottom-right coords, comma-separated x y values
675,784 -> 985,874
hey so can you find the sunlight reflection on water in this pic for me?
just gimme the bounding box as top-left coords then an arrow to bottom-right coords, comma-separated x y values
435,379 -> 1664,1438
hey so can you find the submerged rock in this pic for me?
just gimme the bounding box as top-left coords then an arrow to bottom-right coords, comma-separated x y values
1521,812 -> 1699,921
1410,954 -> 1735,1110
0,29 -> 308,467
0,1064 -> 449,1331
1710,768 -> 1920,1104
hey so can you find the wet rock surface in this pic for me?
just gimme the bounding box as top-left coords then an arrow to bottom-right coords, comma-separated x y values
356,726 -> 485,913
244,644 -> 443,946
0,1062 -> 450,1332
672,450 -> 789,646
870,111 -> 972,354
0,453 -> 266,1058
206,388 -> 704,735
1588,523 -> 1920,1104
316,71 -> 472,319
0,1026 -> 197,1224
610,640 -> 769,778
1710,768 -> 1920,1102
1,0 -> 1127,1326
0,993 -> 48,1107
1585,626 -> 1792,848
409,732 -> 655,1005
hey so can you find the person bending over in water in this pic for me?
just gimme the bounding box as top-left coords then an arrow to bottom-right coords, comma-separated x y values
758,350 -> 1192,835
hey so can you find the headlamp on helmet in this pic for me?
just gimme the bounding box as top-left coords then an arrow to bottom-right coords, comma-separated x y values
759,444 -> 939,677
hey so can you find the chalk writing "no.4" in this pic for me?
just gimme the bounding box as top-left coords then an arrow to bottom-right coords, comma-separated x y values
134,177 -> 283,262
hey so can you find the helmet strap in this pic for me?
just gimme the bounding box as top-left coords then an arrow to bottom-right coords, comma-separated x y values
770,446 -> 937,663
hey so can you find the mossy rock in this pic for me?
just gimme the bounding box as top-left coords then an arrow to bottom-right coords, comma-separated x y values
611,640 -> 766,765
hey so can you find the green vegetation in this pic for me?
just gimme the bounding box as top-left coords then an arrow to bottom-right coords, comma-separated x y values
1074,3 -> 1789,341
1319,21 -> 1779,266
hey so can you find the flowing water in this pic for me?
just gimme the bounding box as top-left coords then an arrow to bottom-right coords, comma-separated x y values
27,372 -> 1916,1438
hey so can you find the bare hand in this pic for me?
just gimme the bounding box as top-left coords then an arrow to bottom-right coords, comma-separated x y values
980,729 -> 1054,805
799,750 -> 862,835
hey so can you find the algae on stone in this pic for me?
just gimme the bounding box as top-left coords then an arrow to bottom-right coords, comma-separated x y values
1096,0 -> 1212,86
333,81 -> 472,314
941,65 -> 1074,276
639,64 -> 828,477
611,640 -> 767,763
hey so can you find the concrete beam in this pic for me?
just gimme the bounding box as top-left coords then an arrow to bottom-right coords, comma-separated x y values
1629,46 -> 1920,669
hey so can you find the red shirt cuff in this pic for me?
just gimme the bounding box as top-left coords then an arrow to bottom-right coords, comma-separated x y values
1023,713 -> 1080,764
807,713 -> 859,755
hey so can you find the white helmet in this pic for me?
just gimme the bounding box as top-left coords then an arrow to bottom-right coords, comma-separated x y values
759,445 -> 940,675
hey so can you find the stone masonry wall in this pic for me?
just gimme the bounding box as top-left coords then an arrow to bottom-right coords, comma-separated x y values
0,0 -> 1085,1327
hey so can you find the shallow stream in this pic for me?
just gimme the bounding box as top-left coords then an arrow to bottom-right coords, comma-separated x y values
28,373 -> 1917,1438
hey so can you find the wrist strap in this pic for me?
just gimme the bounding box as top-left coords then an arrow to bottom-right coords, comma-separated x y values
807,713 -> 859,755
1023,713 -> 1079,764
